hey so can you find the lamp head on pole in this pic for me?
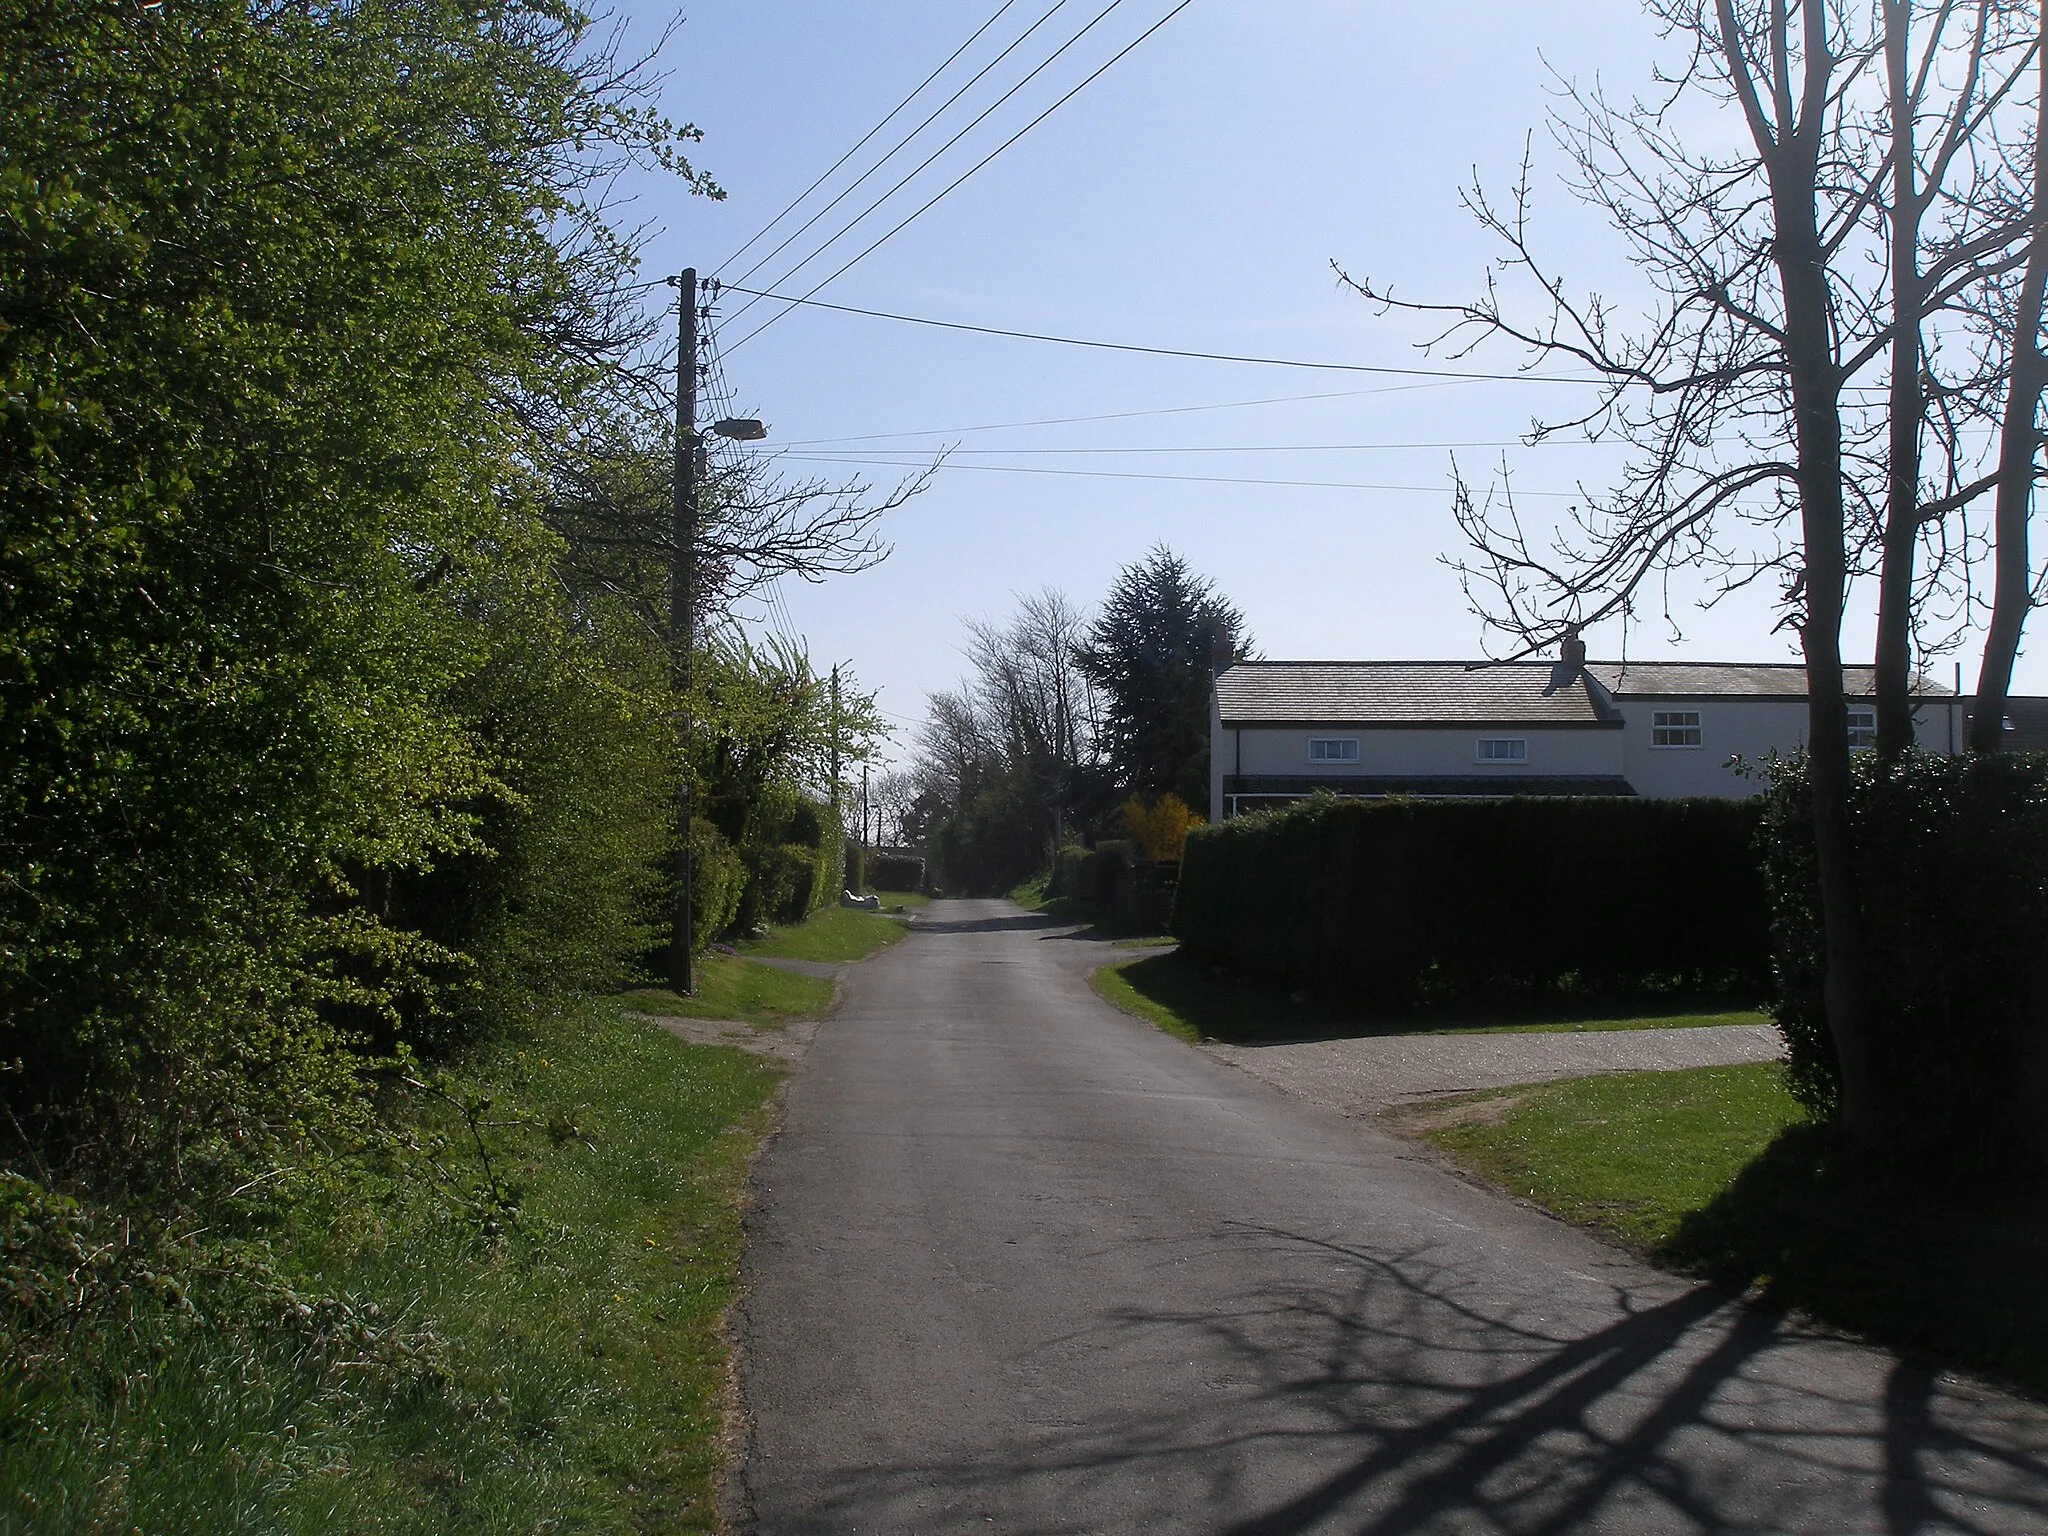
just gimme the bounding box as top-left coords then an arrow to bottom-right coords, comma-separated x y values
712,417 -> 768,441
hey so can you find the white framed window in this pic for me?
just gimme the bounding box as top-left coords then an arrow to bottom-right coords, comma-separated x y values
1307,736 -> 1360,763
1652,709 -> 1703,748
1846,707 -> 1876,751
1476,737 -> 1528,763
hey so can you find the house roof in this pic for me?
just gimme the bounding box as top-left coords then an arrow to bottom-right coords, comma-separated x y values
1215,661 -> 1612,728
1587,661 -> 1947,698
1215,659 -> 1951,727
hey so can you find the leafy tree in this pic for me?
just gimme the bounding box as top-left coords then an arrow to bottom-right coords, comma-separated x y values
1076,546 -> 1249,812
0,0 -> 708,1185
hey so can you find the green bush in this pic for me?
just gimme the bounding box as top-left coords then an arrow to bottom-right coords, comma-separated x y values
691,818 -> 745,952
1173,795 -> 1770,1008
1045,843 -> 1126,913
868,853 -> 927,893
1046,845 -> 1091,900
1756,751 -> 2048,1174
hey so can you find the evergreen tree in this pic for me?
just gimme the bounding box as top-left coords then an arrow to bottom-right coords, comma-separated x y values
1076,546 -> 1248,813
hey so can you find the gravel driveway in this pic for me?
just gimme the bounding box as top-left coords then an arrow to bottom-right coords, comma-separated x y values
1202,1021 -> 1785,1118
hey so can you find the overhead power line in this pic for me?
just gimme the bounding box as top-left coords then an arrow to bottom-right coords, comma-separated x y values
773,453 -> 1587,497
714,0 -> 1030,280
727,0 -> 1200,350
776,383 -> 1471,446
721,0 -> 1089,306
725,0 -> 1130,324
720,284 -> 1606,383
774,439 -> 1562,456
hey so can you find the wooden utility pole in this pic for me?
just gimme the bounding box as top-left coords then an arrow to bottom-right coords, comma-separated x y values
668,269 -> 699,995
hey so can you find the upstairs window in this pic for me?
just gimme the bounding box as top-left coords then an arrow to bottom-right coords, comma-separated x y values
1308,736 -> 1360,763
1476,737 -> 1528,763
1846,707 -> 1876,751
1652,709 -> 1703,748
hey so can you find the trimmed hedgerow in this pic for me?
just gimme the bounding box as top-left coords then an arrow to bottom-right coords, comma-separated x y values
1757,751 -> 2048,1175
1172,794 -> 1770,1009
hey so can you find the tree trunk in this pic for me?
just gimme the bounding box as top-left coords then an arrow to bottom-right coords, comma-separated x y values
1741,0 -> 1884,1145
1970,27 -> 2048,753
1874,0 -> 1924,763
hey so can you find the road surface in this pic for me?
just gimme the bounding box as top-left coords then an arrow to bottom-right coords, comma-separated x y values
734,899 -> 2048,1534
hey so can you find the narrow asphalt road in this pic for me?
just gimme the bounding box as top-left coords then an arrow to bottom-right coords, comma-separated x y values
734,899 -> 2048,1534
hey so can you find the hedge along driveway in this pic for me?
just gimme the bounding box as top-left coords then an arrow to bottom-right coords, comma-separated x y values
1173,795 -> 1771,1009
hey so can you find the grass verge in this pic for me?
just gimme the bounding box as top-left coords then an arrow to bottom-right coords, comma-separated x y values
1410,1063 -> 2048,1399
2,1002 -> 783,1531
1093,949 -> 1765,1044
866,890 -> 929,914
615,948 -> 834,1024
738,903 -> 910,964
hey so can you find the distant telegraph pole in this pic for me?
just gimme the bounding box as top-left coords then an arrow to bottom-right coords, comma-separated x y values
669,269 -> 700,995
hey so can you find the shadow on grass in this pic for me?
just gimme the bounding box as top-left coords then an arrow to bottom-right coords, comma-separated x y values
1660,1121 -> 2048,1400
1108,949 -> 1766,1045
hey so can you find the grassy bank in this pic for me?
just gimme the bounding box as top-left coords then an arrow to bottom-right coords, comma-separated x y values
738,902 -> 911,965
1411,1064 -> 2048,1399
1093,949 -> 1765,1045
618,948 -> 836,1023
3,1000 -> 792,1532
867,890 -> 929,914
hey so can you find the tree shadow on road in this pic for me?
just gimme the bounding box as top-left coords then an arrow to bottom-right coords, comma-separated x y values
763,1221 -> 2048,1534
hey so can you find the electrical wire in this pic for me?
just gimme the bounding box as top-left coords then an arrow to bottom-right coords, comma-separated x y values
720,0 -> 1083,302
721,284 -> 1605,383
775,383 -> 1470,446
727,0 -> 1199,350
714,0 -> 1030,279
723,0 -> 1129,325
768,439 -> 1563,456
773,453 -> 1586,497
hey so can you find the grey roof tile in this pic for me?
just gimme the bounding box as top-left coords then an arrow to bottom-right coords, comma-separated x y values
1215,662 -> 1610,726
1216,659 -> 1951,726
1589,661 -> 1947,698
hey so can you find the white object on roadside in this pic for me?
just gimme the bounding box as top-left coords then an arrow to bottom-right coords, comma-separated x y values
840,890 -> 881,910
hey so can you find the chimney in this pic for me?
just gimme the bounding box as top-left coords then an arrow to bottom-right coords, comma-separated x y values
1559,628 -> 1587,671
1209,630 -> 1235,678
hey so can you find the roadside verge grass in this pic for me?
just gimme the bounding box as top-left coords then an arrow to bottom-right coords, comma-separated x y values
1409,1063 -> 2048,1399
616,948 -> 834,1024
738,902 -> 910,964
2,1003 -> 784,1531
1092,949 -> 1766,1044
866,890 -> 929,914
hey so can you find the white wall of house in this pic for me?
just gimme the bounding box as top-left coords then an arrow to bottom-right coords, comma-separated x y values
1614,696 -> 1961,798
1209,685 -> 1966,816
1222,724 -> 1626,781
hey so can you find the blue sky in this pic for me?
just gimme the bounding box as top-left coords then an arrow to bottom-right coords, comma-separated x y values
610,1 -> 2042,753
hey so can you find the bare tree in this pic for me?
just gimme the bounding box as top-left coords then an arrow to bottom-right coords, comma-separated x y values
1968,13 -> 2048,748
909,588 -> 1103,890
537,412 -> 927,638
1340,0 -> 2042,1148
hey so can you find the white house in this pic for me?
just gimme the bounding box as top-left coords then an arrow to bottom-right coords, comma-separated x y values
1209,641 -> 1961,820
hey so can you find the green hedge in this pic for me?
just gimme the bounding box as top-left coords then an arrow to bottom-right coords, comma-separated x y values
1046,842 -> 1126,911
868,853 -> 926,893
690,819 -> 745,951
1173,795 -> 1770,1008
1757,752 -> 2048,1175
